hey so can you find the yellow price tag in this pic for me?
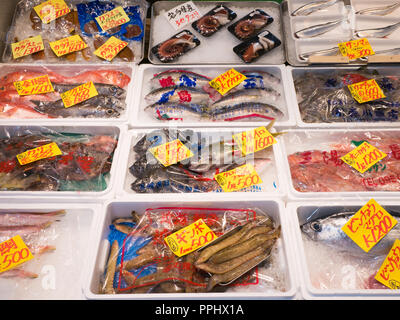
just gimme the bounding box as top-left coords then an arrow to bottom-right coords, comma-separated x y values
209,68 -> 247,96
11,35 -> 44,59
341,141 -> 387,174
150,139 -> 194,167
49,35 -> 88,57
60,81 -> 98,108
93,36 -> 128,61
164,219 -> 217,257
214,164 -> 262,193
342,199 -> 398,253
0,235 -> 34,274
233,126 -> 277,156
338,38 -> 375,60
375,239 -> 400,289
16,142 -> 62,166
95,6 -> 130,32
34,0 -> 71,24
348,79 -> 386,104
14,75 -> 54,96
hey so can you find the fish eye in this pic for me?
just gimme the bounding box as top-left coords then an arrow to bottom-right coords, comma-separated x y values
106,109 -> 114,114
311,222 -> 322,232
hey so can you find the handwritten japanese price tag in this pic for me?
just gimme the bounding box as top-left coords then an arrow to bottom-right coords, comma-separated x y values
209,68 -> 247,96
34,0 -> 71,24
164,219 -> 217,257
11,35 -> 44,59
375,239 -> 400,289
341,141 -> 387,174
348,79 -> 386,104
16,142 -> 62,166
60,81 -> 98,108
49,35 -> 88,57
0,236 -> 34,274
95,6 -> 130,32
164,1 -> 201,30
342,199 -> 398,253
214,164 -> 262,193
14,75 -> 54,96
233,127 -> 277,156
338,38 -> 375,60
150,139 -> 194,167
93,36 -> 128,61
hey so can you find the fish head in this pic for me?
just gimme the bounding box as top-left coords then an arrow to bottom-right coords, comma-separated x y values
109,85 -> 126,97
301,214 -> 349,242
102,107 -> 120,118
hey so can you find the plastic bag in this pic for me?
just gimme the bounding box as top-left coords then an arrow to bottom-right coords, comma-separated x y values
101,207 -> 286,294
0,126 -> 118,192
0,66 -> 131,119
3,0 -> 148,64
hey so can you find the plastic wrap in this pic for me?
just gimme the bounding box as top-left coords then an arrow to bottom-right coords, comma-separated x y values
284,129 -> 400,194
2,0 -> 148,64
0,65 -> 131,119
0,126 -> 118,192
297,205 -> 399,291
100,207 -> 287,294
141,67 -> 288,123
127,127 -> 281,194
293,67 -> 400,124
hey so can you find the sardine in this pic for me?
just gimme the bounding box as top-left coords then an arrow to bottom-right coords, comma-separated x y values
355,21 -> 400,38
144,86 -> 211,105
301,212 -> 400,257
295,18 -> 346,38
150,70 -> 211,90
144,102 -> 209,120
291,0 -> 339,16
211,102 -> 284,121
299,47 -> 340,61
53,83 -> 126,98
356,2 -> 400,16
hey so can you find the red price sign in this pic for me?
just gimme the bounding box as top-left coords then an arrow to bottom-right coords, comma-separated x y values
95,6 -> 130,32
0,236 -> 34,274
209,68 -> 247,95
233,126 -> 277,156
11,35 -> 44,59
348,79 -> 386,104
93,36 -> 128,61
341,141 -> 387,173
338,38 -> 375,60
214,164 -> 263,192
150,139 -> 194,167
375,239 -> 400,289
16,142 -> 62,166
60,81 -> 98,108
34,0 -> 71,24
49,35 -> 88,57
14,75 -> 54,96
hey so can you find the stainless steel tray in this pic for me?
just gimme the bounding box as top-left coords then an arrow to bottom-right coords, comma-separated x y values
148,1 -> 286,65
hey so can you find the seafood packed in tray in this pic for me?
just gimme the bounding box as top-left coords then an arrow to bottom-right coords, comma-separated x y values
139,67 -> 288,124
284,130 -> 400,193
149,1 -> 284,64
100,207 -> 288,294
283,0 -> 400,65
0,127 -> 118,192
293,67 -> 400,124
0,67 -> 131,119
126,126 -> 281,194
3,0 -> 147,64
297,205 -> 400,290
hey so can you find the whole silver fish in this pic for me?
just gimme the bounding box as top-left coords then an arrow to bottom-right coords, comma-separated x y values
299,47 -> 340,61
211,102 -> 284,121
301,212 -> 400,257
53,83 -> 126,98
291,0 -> 339,16
145,86 -> 211,105
150,70 -> 211,90
356,2 -> 400,16
355,21 -> 400,38
295,18 -> 346,38
209,88 -> 281,113
144,102 -> 209,120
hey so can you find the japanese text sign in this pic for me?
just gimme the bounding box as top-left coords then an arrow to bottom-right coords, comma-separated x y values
150,139 -> 194,167
93,36 -> 128,61
232,126 -> 277,156
338,38 -> 375,60
209,68 -> 247,96
16,142 -> 62,166
14,75 -> 54,96
0,236 -> 34,274
214,163 -> 262,192
348,79 -> 386,104
60,81 -> 98,108
34,0 -> 71,24
49,35 -> 88,57
164,1 -> 201,30
95,6 -> 130,32
375,239 -> 400,289
11,35 -> 44,59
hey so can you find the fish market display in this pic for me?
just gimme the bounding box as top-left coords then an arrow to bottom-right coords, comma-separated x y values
228,9 -> 273,41
100,207 -> 287,294
0,127 -> 118,192
143,68 -> 286,123
128,127 -> 280,194
293,68 -> 400,123
287,131 -> 400,193
3,0 -> 147,63
0,68 -> 130,119
0,210 -> 65,279
300,208 -> 399,290
192,5 -> 237,37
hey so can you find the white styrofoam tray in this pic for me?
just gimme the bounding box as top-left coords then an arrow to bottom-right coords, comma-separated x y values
0,123 -> 126,201
0,201 -> 101,300
287,200 -> 400,300
286,65 -> 400,128
277,128 -> 400,200
129,64 -> 296,128
83,198 -> 299,300
0,64 -> 137,125
116,127 -> 288,199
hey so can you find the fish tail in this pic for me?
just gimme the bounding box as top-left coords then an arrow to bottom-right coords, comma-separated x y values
206,275 -> 220,292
